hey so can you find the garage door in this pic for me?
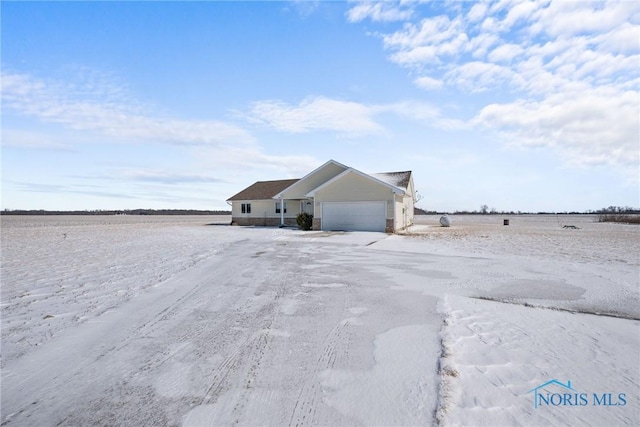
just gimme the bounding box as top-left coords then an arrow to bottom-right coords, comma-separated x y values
321,202 -> 386,232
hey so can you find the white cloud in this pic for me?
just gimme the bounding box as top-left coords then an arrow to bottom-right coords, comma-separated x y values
385,18 -> 469,67
487,43 -> 524,63
467,2 -> 489,23
597,23 -> 640,54
119,170 -> 226,184
530,0 -> 638,38
469,32 -> 501,59
377,0 -> 639,94
389,45 -> 439,65
1,128 -> 75,151
499,0 -> 540,31
1,70 -> 254,147
377,100 -> 465,130
349,0 -> 640,177
247,96 -> 384,136
192,144 -> 321,181
414,76 -> 444,90
383,15 -> 464,51
247,96 -> 456,135
346,1 -> 414,23
445,61 -> 515,93
1,69 -> 329,190
473,86 -> 640,171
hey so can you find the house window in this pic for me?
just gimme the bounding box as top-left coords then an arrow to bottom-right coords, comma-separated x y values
241,203 -> 251,214
275,202 -> 287,214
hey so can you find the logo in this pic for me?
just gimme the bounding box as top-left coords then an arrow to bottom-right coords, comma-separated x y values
528,379 -> 626,409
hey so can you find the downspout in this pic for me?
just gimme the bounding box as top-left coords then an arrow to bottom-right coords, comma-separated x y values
280,197 -> 284,227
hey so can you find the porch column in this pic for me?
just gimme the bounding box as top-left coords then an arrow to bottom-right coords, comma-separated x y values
280,197 -> 284,226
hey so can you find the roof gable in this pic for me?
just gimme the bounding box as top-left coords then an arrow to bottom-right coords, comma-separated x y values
273,159 -> 348,199
305,168 -> 406,197
226,179 -> 299,201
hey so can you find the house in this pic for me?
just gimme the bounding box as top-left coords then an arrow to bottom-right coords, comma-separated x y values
226,160 -> 415,233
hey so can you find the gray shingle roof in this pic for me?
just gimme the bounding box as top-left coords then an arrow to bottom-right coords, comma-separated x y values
226,179 -> 299,201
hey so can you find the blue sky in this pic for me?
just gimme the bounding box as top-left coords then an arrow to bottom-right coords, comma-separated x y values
2,0 -> 638,212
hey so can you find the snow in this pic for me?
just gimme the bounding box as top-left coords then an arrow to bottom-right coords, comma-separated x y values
437,295 -> 638,426
319,324 -> 439,426
1,214 -> 638,426
370,171 -> 409,190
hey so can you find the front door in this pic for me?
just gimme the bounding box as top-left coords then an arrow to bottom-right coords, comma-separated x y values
301,199 -> 313,215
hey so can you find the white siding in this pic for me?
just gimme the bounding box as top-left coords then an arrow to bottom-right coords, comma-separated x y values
313,172 -> 394,219
231,200 -> 300,218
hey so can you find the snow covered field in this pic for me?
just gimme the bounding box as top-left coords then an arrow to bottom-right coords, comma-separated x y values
1,214 -> 638,426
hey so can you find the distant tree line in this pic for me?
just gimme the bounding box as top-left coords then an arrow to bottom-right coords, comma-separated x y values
595,206 -> 640,224
1,209 -> 231,216
414,205 -> 640,218
414,207 -> 437,215
452,209 -> 596,215
595,206 -> 640,214
5,206 -> 639,223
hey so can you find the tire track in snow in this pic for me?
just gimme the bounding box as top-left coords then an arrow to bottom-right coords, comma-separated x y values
226,254 -> 295,425
199,299 -> 280,409
186,245 -> 295,424
287,252 -> 357,427
2,239 -> 267,426
199,334 -> 255,406
288,317 -> 352,427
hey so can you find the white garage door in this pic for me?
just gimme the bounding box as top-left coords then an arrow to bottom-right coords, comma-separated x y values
322,202 -> 386,232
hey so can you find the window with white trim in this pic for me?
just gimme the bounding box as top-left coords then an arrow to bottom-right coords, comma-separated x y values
241,203 -> 251,214
275,202 -> 287,214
